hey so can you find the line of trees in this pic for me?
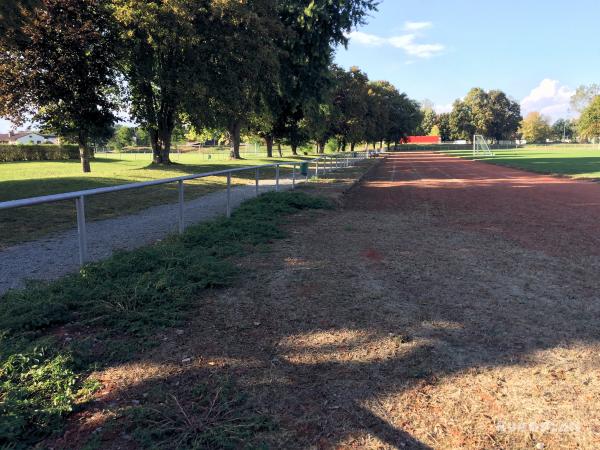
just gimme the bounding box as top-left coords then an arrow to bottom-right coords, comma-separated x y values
415,88 -> 522,143
0,0 -> 426,173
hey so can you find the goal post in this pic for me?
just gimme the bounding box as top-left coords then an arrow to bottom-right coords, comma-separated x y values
473,135 -> 494,157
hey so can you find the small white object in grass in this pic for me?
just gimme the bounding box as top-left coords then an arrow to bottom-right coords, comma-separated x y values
182,357 -> 191,363
253,321 -> 261,326
175,329 -> 184,335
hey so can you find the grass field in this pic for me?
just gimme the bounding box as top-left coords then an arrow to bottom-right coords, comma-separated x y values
0,153 -> 312,247
441,145 -> 600,179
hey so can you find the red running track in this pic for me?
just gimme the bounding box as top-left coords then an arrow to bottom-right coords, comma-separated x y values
347,152 -> 600,257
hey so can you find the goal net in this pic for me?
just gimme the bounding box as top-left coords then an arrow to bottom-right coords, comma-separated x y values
473,135 -> 494,157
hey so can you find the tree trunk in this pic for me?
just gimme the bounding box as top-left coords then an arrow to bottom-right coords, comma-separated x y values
342,139 -> 347,152
277,142 -> 283,157
387,141 -> 391,151
291,143 -> 298,155
350,142 -> 356,152
78,130 -> 91,173
265,135 -> 273,158
229,121 -> 242,159
318,141 -> 325,153
379,140 -> 383,150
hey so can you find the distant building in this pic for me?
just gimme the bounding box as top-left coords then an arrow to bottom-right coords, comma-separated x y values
402,136 -> 442,144
0,131 -> 59,145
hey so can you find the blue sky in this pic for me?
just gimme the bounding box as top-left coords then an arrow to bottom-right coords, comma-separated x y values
335,0 -> 600,121
2,0 -> 598,132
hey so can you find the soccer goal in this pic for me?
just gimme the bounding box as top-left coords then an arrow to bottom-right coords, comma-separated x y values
473,135 -> 494,157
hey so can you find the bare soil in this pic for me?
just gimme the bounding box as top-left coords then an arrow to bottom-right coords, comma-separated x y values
57,153 -> 600,449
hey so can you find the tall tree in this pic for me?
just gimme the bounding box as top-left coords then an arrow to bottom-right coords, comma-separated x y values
551,118 -> 576,141
0,0 -> 119,172
113,0 -> 212,164
193,0 -> 281,159
437,112 -> 452,142
419,108 -> 437,135
487,90 -> 521,142
520,112 -> 551,143
577,96 -> 600,141
570,84 -> 600,113
271,0 -> 378,155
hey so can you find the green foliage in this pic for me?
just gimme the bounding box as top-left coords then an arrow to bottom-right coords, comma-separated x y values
520,112 -> 552,143
0,144 -> 79,162
0,0 -> 119,172
0,191 -> 330,447
0,348 -> 78,446
577,96 -> 600,141
449,88 -> 521,142
551,118 -> 577,141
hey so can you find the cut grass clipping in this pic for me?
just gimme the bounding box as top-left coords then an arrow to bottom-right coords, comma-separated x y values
0,191 -> 331,448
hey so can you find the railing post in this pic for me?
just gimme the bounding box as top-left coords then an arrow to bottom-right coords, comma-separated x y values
255,168 -> 259,197
75,196 -> 88,266
315,160 -> 319,179
275,164 -> 280,192
178,180 -> 184,234
292,164 -> 296,189
226,172 -> 232,218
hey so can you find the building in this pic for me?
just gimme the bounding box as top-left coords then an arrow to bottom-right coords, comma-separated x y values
402,136 -> 442,144
0,131 -> 58,145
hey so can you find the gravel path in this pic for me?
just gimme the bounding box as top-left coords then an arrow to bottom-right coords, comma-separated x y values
0,176 -> 299,295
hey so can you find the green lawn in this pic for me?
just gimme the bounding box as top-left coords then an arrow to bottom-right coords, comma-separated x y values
441,145 -> 600,179
0,152 -> 312,247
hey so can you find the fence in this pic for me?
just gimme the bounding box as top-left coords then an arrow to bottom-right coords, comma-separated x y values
0,152 -> 368,268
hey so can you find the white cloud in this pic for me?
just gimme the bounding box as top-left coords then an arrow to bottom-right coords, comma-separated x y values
346,24 -> 445,59
346,31 -> 386,47
434,103 -> 453,114
404,21 -> 432,31
520,79 -> 576,121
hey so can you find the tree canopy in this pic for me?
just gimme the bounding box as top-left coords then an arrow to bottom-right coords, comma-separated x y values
520,112 -> 551,144
0,0 -> 119,172
577,96 -> 600,141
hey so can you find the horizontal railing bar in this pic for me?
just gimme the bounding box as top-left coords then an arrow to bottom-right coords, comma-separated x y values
0,153 -> 364,211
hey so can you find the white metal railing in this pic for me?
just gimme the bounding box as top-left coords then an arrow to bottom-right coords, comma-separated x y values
0,152 -> 368,267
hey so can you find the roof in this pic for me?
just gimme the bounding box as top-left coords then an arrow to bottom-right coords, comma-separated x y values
0,131 -> 46,142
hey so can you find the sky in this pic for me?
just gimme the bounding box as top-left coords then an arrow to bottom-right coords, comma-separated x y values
2,0 -> 599,133
335,0 -> 600,121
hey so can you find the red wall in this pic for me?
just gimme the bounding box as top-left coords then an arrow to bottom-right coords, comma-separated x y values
403,136 -> 441,144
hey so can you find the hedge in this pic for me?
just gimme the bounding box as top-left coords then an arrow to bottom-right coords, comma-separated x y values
0,144 -> 80,162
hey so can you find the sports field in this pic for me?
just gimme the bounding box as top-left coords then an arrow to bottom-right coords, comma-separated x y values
442,144 -> 600,179
0,153 -> 310,247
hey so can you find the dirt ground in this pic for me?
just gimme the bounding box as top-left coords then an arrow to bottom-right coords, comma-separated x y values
64,153 -> 600,449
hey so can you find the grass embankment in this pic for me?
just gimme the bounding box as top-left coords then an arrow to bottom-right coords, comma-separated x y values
0,153 -> 311,248
0,191 -> 331,449
441,146 -> 600,179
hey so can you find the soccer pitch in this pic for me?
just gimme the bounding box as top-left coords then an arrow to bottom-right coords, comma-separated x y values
442,145 -> 600,180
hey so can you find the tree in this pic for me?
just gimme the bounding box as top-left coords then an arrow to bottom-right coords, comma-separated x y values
0,0 -> 41,47
108,125 -> 135,151
186,0 -> 281,159
270,0 -> 378,155
551,118 -> 576,141
520,112 -> 551,143
450,100 -> 475,141
0,0 -> 119,172
437,112 -> 452,142
449,88 -> 520,142
570,84 -> 600,113
577,96 -> 600,141
113,0 -> 213,164
329,66 -> 369,152
419,108 -> 437,135
487,90 -> 521,141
